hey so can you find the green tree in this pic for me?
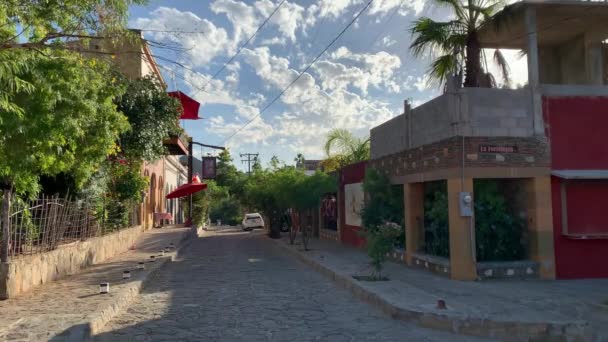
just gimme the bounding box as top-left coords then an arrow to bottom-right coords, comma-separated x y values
294,153 -> 305,168
0,52 -> 128,195
117,75 -> 182,162
269,155 -> 282,170
0,0 -> 145,51
321,129 -> 370,172
409,0 -> 510,88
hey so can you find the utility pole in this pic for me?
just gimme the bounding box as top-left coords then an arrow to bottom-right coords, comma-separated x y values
240,153 -> 259,174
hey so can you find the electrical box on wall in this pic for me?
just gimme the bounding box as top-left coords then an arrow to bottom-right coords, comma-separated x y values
459,192 -> 473,217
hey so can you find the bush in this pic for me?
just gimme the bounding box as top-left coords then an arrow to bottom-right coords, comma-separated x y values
361,169 -> 404,248
209,198 -> 241,226
423,181 -> 450,258
474,180 -> 526,261
361,222 -> 401,279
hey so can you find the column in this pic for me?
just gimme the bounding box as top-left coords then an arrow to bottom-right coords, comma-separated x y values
526,176 -> 556,279
525,6 -> 544,136
447,178 -> 477,280
404,182 -> 423,265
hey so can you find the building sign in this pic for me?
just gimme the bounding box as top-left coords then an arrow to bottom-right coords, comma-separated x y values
202,157 -> 217,179
479,145 -> 518,153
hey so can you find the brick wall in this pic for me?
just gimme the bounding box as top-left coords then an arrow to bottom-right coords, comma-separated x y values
369,136 -> 550,177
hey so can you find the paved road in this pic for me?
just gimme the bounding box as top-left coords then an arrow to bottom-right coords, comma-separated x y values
94,228 -> 487,341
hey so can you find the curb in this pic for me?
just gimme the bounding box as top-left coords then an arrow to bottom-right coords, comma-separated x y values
271,238 -> 591,341
61,228 -> 196,342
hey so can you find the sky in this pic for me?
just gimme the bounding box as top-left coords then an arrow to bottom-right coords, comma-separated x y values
128,0 -> 527,170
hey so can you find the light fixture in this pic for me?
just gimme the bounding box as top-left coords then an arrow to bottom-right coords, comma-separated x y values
99,283 -> 110,294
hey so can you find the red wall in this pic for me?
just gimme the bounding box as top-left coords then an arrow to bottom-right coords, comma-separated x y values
544,96 -> 608,279
544,97 -> 608,169
339,161 -> 367,248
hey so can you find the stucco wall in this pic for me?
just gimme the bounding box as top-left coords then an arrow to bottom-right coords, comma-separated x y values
339,161 -> 367,248
544,96 -> 608,279
0,226 -> 143,299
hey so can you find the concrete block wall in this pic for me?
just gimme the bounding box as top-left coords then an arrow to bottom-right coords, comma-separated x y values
410,95 -> 455,148
0,226 -> 143,299
371,88 -> 535,159
467,88 -> 533,137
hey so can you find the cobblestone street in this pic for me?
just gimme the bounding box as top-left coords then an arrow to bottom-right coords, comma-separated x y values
94,228 -> 487,341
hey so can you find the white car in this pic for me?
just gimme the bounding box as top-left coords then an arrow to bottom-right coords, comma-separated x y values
242,213 -> 265,231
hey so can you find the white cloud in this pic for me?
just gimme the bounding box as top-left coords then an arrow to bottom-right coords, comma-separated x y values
234,46 -> 397,155
131,7 -> 231,66
382,36 -> 396,47
370,0 -> 426,16
320,47 -> 401,94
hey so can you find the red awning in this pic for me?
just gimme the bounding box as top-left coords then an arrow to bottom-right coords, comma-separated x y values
165,176 -> 207,199
168,91 -> 201,120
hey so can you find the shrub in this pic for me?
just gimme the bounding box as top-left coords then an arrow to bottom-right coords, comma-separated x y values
361,222 -> 402,279
474,180 -> 526,261
423,181 -> 450,258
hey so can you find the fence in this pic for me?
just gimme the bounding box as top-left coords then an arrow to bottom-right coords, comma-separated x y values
0,195 -> 140,260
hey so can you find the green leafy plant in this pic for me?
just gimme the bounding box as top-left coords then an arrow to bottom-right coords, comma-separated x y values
321,129 -> 370,172
360,222 -> 401,280
423,181 -> 450,258
116,75 -> 182,162
474,180 -> 525,261
409,0 -> 511,88
361,169 -> 405,248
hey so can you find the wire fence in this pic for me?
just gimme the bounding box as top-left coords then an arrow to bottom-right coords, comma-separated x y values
1,195 -> 140,259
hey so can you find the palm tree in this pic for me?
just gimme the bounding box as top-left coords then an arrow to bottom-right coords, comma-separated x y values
321,129 -> 370,171
409,0 -> 510,88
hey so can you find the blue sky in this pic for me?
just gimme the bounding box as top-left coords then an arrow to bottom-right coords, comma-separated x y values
128,0 -> 525,170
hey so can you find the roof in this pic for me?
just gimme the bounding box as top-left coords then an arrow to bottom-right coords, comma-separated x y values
552,170 -> 608,179
478,0 -> 608,49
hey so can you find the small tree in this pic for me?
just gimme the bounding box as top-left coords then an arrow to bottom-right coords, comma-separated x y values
360,222 -> 401,280
360,169 -> 405,280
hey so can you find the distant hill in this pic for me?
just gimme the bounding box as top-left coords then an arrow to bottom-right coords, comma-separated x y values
179,156 -> 202,178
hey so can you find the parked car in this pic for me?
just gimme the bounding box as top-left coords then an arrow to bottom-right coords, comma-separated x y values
242,213 -> 265,231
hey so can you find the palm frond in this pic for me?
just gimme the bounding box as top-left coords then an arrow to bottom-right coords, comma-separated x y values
409,18 -> 463,57
324,128 -> 357,157
493,49 -> 511,87
427,54 -> 459,88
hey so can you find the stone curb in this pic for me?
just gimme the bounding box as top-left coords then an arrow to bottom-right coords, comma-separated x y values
61,228 -> 196,342
271,238 -> 591,341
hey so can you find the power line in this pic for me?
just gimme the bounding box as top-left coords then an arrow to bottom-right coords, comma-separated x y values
240,153 -> 259,174
191,0 -> 287,98
223,0 -> 375,144
138,29 -> 207,34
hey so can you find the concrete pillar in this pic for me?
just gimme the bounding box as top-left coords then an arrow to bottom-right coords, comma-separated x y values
404,182 -> 424,265
526,176 -> 556,279
447,178 -> 477,281
585,33 -> 604,85
525,6 -> 544,136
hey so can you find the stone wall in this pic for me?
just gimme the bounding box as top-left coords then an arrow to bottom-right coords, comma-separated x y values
0,226 -> 143,299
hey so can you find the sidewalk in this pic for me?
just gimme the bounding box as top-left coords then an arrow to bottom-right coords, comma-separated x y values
273,236 -> 608,341
0,226 -> 194,342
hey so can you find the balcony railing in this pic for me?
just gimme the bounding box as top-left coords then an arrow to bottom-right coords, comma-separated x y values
163,132 -> 189,155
